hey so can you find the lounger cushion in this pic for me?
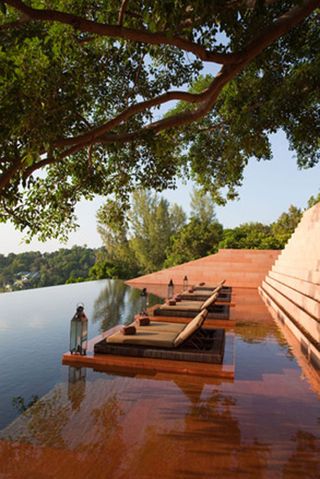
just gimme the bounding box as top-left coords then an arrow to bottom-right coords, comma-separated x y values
107,310 -> 208,348
107,330 -> 177,347
174,310 -> 208,347
135,321 -> 185,333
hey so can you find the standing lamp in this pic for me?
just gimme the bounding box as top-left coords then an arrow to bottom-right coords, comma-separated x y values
183,275 -> 188,291
167,279 -> 174,299
70,303 -> 88,355
140,287 -> 148,314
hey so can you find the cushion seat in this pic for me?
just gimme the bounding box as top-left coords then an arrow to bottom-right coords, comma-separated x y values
107,330 -> 177,347
132,321 -> 185,333
107,310 -> 208,348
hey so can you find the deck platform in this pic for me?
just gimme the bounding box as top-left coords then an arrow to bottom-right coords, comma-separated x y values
62,325 -> 235,379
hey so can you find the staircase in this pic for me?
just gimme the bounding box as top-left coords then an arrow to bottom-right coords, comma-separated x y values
259,203 -> 320,371
127,249 -> 279,289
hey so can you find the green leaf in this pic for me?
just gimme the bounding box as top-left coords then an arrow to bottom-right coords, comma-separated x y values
0,2 -> 7,15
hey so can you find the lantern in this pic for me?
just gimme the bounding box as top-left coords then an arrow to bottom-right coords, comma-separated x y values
70,303 -> 88,355
183,275 -> 188,291
140,287 -> 148,314
167,279 -> 174,299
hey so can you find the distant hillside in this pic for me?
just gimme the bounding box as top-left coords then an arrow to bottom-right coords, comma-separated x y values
0,246 -> 98,292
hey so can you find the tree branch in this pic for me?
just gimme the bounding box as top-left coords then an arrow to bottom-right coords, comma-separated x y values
4,0 -> 238,64
55,0 -> 320,149
0,159 -> 22,191
0,18 -> 30,30
54,89 -> 205,148
2,0 -> 319,190
118,0 -> 130,26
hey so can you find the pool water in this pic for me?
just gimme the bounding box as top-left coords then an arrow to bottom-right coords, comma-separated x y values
0,280 -> 160,430
0,281 -> 319,478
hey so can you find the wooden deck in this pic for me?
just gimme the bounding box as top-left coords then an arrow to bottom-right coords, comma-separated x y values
62,324 -> 235,378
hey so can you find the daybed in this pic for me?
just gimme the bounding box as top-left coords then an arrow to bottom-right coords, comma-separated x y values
94,309 -> 225,364
180,281 -> 232,302
153,290 -> 230,319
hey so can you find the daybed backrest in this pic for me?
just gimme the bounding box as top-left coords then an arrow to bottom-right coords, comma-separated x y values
200,291 -> 219,310
174,309 -> 208,347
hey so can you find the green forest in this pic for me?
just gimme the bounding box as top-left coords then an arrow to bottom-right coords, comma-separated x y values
0,246 -> 96,292
2,190 -> 318,292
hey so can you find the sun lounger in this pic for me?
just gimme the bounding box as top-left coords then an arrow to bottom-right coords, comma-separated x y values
180,291 -> 231,302
180,281 -> 232,302
153,291 -> 230,319
94,309 -> 225,364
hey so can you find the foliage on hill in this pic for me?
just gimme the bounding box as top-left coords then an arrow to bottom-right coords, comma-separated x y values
0,246 -> 96,291
0,1 -> 319,239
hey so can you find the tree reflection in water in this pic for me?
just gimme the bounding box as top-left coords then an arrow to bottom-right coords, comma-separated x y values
91,280 -> 161,332
1,370 -> 319,478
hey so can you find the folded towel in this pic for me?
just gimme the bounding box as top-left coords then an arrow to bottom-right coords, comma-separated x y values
121,325 -> 136,335
135,315 -> 150,326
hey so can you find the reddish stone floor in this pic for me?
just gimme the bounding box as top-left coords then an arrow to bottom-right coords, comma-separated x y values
0,287 -> 319,478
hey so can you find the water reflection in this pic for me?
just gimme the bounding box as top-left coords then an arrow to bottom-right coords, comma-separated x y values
1,369 -> 319,478
12,395 -> 39,414
91,280 -> 162,332
68,367 -> 86,411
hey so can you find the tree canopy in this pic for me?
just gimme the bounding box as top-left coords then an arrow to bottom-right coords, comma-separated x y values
96,190 -> 186,275
0,0 -> 319,239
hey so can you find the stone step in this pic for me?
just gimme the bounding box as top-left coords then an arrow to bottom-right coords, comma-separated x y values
268,271 -> 320,303
261,281 -> 320,342
259,287 -> 320,371
271,264 -> 320,284
273,257 -> 320,270
265,276 -> 320,319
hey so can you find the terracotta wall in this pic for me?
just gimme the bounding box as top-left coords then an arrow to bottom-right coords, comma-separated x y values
259,203 -> 320,371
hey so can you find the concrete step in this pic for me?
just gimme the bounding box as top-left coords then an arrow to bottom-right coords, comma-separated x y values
268,271 -> 320,303
271,264 -> 320,284
265,276 -> 320,319
261,281 -> 320,342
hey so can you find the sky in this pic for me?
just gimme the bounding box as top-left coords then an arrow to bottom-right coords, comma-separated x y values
0,130 -> 319,256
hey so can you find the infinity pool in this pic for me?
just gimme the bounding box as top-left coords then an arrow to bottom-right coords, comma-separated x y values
0,281 -> 319,478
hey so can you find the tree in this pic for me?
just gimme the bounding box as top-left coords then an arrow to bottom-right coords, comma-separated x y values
219,222 -> 282,249
271,205 -> 302,246
0,1 -> 319,239
190,188 -> 217,224
96,190 -> 186,275
165,218 -> 223,266
129,190 -> 186,272
307,192 -> 320,208
165,189 -> 223,266
96,202 -> 140,278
